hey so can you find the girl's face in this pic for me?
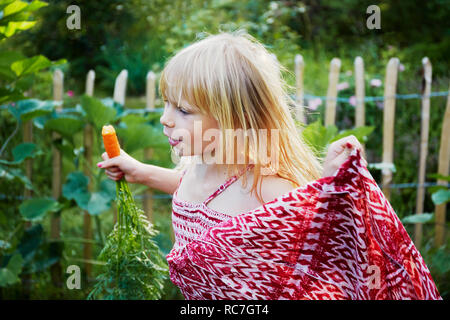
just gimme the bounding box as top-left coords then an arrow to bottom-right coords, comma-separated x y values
160,99 -> 220,158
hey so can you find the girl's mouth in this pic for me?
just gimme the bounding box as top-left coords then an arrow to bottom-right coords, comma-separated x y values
168,137 -> 181,146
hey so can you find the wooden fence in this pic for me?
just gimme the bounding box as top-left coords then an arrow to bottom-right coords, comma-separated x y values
22,55 -> 449,284
294,55 -> 449,251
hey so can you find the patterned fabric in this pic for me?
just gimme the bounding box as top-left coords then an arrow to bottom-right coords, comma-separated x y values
166,148 -> 442,300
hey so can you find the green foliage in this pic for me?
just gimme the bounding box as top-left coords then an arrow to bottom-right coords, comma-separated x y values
7,99 -> 58,122
80,95 -> 117,131
11,142 -> 42,163
88,180 -> 168,300
432,189 -> 450,206
0,253 -> 23,286
18,197 -> 61,221
62,172 -> 116,216
116,122 -> 168,154
300,119 -> 375,158
402,213 -> 434,224
0,0 -> 47,41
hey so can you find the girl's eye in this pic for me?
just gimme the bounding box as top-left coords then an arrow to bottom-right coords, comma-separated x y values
163,100 -> 190,115
177,106 -> 190,115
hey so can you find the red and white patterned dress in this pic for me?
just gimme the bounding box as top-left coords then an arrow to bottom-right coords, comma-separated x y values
166,148 -> 442,300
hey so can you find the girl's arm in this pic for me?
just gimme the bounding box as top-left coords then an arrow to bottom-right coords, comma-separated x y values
97,148 -> 181,195
134,163 -> 181,195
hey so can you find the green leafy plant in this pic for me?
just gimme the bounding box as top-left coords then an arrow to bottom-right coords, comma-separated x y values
87,177 -> 168,300
299,119 -> 375,158
428,173 -> 450,206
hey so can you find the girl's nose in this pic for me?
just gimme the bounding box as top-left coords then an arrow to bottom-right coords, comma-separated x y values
160,110 -> 175,127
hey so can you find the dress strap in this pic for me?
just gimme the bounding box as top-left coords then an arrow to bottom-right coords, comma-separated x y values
203,164 -> 254,205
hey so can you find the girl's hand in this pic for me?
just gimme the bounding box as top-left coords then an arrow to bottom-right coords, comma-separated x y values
97,148 -> 144,184
322,135 -> 368,177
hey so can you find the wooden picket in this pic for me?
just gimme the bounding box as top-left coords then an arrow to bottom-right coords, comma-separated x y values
83,70 -> 95,280
22,91 -> 33,297
354,57 -> 365,128
435,83 -> 450,247
324,58 -> 341,127
143,71 -> 156,222
51,69 -> 64,287
381,58 -> 400,201
113,69 -> 128,106
415,58 -> 432,249
294,54 -> 306,124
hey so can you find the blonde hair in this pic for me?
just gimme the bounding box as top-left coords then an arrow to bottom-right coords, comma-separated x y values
160,30 -> 323,204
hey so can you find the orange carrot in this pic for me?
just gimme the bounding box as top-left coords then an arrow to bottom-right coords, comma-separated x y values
102,125 -> 121,158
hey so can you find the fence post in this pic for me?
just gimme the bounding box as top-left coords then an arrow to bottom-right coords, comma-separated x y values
381,58 -> 400,201
144,71 -> 155,222
434,84 -> 450,247
83,70 -> 95,281
51,69 -> 64,288
112,70 -> 128,225
325,58 -> 341,127
113,69 -> 128,106
354,57 -> 365,127
294,54 -> 306,125
22,90 -> 33,297
415,57 -> 432,248
354,56 -> 366,155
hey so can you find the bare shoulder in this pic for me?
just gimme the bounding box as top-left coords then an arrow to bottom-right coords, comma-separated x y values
259,174 -> 296,203
206,173 -> 295,216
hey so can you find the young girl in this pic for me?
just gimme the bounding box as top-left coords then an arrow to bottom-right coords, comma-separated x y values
97,31 -> 440,300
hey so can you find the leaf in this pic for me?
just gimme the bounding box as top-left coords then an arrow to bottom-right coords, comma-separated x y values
80,95 -> 117,130
116,123 -> 168,153
44,116 -> 84,140
301,120 -> 337,157
7,99 -> 56,122
428,185 -> 447,194
0,20 -> 36,37
24,0 -> 48,12
0,253 -> 23,287
87,192 -> 112,215
401,213 -> 434,224
11,55 -> 51,77
2,1 -> 27,18
0,165 -> 33,189
0,87 -> 24,104
19,197 -> 61,221
431,189 -> 450,205
0,142 -> 42,165
0,50 -> 25,80
12,142 -> 42,163
427,173 -> 450,182
17,224 -> 43,263
62,172 -> 90,210
99,179 -> 116,201
330,125 -> 375,144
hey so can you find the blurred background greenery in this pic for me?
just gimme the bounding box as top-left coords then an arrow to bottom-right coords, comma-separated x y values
0,0 -> 449,299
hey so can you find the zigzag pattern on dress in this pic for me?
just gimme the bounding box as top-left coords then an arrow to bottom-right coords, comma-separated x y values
166,148 -> 442,300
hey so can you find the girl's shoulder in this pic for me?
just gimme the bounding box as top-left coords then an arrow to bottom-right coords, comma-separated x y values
259,174 -> 297,204
207,173 -> 296,216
